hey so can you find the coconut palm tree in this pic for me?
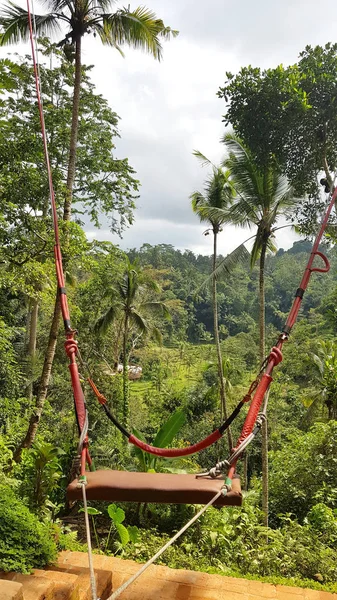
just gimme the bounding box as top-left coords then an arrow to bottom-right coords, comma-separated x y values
2,1 -> 177,459
223,133 -> 295,526
223,135 -> 295,361
0,1 -> 178,221
306,340 -> 337,421
191,152 -> 236,452
95,258 -> 170,425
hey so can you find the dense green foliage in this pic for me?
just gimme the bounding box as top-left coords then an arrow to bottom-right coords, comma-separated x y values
0,36 -> 337,592
218,43 -> 337,198
0,482 -> 57,573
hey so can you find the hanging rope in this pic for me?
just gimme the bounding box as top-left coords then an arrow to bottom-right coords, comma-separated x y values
81,482 -> 99,600
85,191 -> 336,459
26,0 -> 88,442
106,488 -> 224,600
83,353 -> 267,458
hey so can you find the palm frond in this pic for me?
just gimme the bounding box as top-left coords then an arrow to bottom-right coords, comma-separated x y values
192,150 -> 215,169
39,0 -> 73,14
158,25 -> 179,40
130,310 -> 148,334
141,301 -> 171,320
191,165 -> 234,228
191,192 -> 210,224
91,21 -> 124,52
194,203 -> 230,227
198,242 -> 250,290
101,7 -> 164,59
0,3 -> 62,45
88,0 -> 118,12
94,305 -> 117,334
250,233 -> 263,267
223,134 -> 265,213
151,326 -> 163,345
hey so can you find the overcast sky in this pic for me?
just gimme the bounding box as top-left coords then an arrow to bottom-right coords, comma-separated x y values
3,0 -> 337,255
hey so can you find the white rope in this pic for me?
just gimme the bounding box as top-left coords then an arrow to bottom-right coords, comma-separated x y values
106,489 -> 224,600
81,482 -> 99,600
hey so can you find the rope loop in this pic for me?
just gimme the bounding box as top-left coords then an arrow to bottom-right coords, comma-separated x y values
311,251 -> 330,273
88,378 -> 107,405
64,338 -> 78,358
269,346 -> 283,366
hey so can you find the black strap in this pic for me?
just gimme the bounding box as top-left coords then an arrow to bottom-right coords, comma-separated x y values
102,403 -> 130,439
218,400 -> 245,435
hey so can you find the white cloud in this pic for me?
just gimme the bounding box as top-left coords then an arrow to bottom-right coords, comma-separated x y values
1,0 -> 335,254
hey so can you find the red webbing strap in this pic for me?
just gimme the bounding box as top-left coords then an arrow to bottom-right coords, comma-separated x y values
235,374 -> 272,446
283,187 -> 337,334
128,430 -> 222,458
230,188 -> 337,458
26,0 -> 71,332
27,1 -> 87,438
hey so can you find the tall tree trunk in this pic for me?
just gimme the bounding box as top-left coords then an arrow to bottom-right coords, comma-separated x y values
259,243 -> 268,527
213,230 -> 233,453
13,297 -> 62,462
13,36 -> 83,461
64,35 -> 82,221
114,317 -> 123,369
122,313 -> 129,427
25,298 -> 39,402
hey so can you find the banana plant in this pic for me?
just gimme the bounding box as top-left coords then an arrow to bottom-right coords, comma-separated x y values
132,409 -> 186,472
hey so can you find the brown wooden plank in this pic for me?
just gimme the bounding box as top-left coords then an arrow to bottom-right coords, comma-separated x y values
67,470 -> 242,507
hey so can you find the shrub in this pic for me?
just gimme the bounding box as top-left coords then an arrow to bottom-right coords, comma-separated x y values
269,421 -> 337,523
124,499 -> 337,585
0,483 -> 57,573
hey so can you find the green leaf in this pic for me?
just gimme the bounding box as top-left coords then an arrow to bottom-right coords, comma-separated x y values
152,410 -> 186,449
107,504 -> 125,524
131,427 -> 148,471
79,507 -> 101,516
127,525 -> 140,544
116,523 -> 130,547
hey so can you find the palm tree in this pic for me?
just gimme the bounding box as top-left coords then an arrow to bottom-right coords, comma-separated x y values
0,2 -> 177,220
2,0 -> 177,459
306,340 -> 337,421
191,152 -> 235,453
95,258 -> 169,424
223,133 -> 295,526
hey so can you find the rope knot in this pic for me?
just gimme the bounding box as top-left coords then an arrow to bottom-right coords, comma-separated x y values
64,338 -> 78,358
269,346 -> 283,366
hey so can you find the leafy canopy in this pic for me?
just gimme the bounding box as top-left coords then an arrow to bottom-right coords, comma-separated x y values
218,43 -> 337,200
223,134 -> 295,267
0,0 -> 178,60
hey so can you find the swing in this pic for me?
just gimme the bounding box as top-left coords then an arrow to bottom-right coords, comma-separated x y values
67,470 -> 242,506
25,3 -> 337,595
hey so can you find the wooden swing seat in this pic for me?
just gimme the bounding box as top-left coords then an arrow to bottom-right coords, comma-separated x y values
67,470 -> 242,507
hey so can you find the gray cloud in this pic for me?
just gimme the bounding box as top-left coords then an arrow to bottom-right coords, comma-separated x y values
1,0 -> 333,254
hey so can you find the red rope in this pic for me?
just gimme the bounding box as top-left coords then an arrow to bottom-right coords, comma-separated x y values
26,0 -> 70,326
128,430 -> 222,458
27,1 -> 87,441
231,187 -> 337,452
27,0 -> 337,467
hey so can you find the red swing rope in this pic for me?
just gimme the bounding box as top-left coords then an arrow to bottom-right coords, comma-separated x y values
26,0 -> 90,473
227,188 -> 336,479
27,0 -> 336,468
88,186 -> 337,460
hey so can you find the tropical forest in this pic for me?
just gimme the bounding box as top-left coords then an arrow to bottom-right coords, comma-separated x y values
0,1 -> 337,599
